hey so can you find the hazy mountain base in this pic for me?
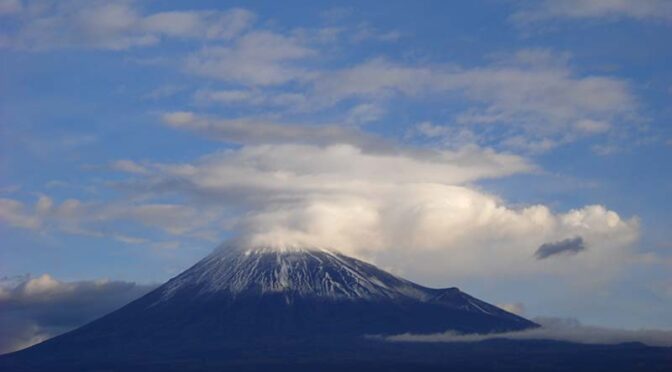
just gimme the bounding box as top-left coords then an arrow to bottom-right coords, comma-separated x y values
1,337 -> 670,372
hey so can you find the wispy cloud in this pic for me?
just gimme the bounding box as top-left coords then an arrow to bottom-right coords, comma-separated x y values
512,0 -> 672,24
185,31 -> 314,86
384,317 -> 672,347
193,89 -> 307,110
0,196 -> 222,243
1,2 -> 643,153
318,50 -> 637,152
161,111 -> 380,147
0,1 -> 254,50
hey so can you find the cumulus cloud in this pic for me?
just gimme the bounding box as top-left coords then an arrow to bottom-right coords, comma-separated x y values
384,317 -> 672,347
0,274 -> 155,354
512,0 -> 672,23
0,1 -> 254,50
535,236 -> 586,259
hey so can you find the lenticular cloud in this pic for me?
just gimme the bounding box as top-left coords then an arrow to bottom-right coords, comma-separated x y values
118,143 -> 638,283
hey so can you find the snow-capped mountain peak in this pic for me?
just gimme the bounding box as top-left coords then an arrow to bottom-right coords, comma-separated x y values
158,245 -> 429,301
154,245 -> 528,325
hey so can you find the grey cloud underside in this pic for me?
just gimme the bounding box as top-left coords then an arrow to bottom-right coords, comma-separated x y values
535,236 -> 586,259
161,112 -> 389,150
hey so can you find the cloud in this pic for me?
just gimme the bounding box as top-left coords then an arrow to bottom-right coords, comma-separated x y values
0,198 -> 40,229
193,89 -> 310,111
4,138 -> 557,283
0,196 -> 222,243
160,111 -> 383,148
185,31 -> 314,86
4,1 -> 637,153
512,0 -> 672,23
103,141 -> 639,285
1,1 -> 254,50
384,317 -> 672,347
180,45 -> 637,152
3,134 -> 637,286
315,50 -> 637,152
0,274 -> 155,354
141,8 -> 254,40
346,103 -> 386,124
111,159 -> 149,174
136,142 -> 533,193
535,236 -> 586,259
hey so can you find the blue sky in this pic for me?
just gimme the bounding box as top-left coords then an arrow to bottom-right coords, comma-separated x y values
1,0 -> 671,335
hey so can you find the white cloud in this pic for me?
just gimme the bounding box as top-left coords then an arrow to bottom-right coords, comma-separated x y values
111,159 -> 149,174
160,111 -> 381,148
194,89 -> 257,104
450,51 -> 635,132
313,58 -> 435,102
0,3 -> 643,154
346,103 -> 386,124
193,89 -> 309,110
410,122 -> 482,149
106,142 -> 639,286
182,45 -> 640,152
142,8 -> 254,40
337,50 -> 638,152
0,196 -> 222,243
512,0 -> 672,23
0,198 -> 42,229
185,31 -> 314,86
141,143 -> 532,195
1,1 -> 254,50
385,317 -> 672,347
0,274 -> 155,353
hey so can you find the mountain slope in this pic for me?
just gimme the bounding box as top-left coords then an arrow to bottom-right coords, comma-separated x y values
1,245 -> 538,369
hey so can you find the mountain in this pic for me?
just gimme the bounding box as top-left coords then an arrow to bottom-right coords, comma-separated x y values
2,246 -> 670,371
